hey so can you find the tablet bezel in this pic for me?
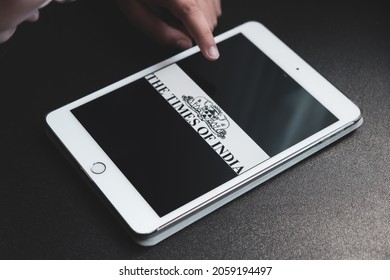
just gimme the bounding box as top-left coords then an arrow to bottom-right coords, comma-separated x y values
46,21 -> 362,235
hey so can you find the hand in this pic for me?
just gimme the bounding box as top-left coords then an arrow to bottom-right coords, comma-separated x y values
117,0 -> 222,61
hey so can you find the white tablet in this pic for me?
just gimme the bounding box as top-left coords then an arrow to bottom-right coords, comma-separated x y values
46,21 -> 362,246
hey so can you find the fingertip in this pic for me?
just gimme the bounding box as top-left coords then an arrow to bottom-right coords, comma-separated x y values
205,45 -> 220,60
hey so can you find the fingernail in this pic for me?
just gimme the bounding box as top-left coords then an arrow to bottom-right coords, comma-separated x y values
208,46 -> 220,59
176,39 -> 192,50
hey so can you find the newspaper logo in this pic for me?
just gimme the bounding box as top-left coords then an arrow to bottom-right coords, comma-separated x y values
183,96 -> 230,139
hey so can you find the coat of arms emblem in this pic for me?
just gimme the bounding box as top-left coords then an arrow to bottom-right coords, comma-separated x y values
182,96 -> 230,139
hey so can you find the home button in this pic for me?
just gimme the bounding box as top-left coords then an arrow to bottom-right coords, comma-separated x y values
91,162 -> 106,174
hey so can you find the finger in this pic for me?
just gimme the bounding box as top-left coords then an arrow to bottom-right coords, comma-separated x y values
198,0 -> 221,29
169,0 -> 220,60
119,0 -> 193,50
197,1 -> 217,30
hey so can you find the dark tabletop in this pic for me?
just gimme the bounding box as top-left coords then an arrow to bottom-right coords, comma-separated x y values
1,0 -> 389,259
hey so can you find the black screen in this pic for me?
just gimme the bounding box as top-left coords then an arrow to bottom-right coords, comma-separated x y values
177,34 -> 338,156
72,34 -> 337,216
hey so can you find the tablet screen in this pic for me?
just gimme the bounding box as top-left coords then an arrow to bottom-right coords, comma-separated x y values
72,34 -> 338,216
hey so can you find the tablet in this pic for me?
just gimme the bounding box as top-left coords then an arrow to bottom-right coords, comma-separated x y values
46,21 -> 362,246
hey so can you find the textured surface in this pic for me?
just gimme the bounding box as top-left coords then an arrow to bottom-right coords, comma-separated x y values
0,1 -> 389,259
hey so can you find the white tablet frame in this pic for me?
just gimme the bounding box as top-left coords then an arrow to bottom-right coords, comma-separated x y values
46,21 -> 362,244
